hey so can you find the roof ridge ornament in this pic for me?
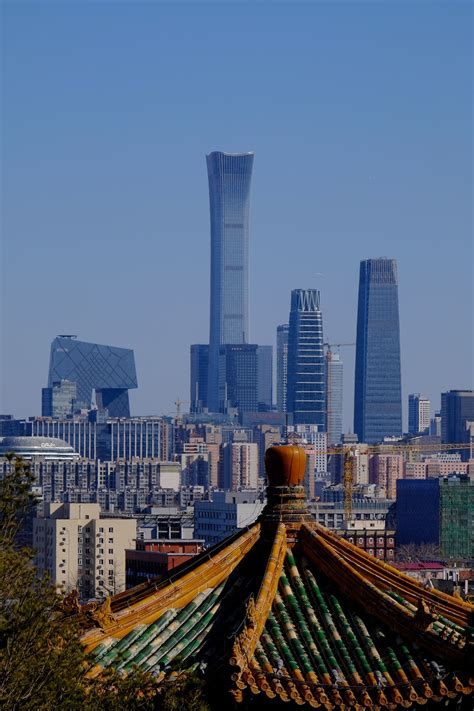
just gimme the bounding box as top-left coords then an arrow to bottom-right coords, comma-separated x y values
262,445 -> 312,540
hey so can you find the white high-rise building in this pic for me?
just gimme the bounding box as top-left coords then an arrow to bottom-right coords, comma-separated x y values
221,442 -> 258,490
33,503 -> 136,601
325,351 -> 343,445
408,394 -> 430,435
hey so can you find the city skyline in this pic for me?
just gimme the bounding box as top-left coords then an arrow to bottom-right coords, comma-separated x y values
2,2 -> 472,427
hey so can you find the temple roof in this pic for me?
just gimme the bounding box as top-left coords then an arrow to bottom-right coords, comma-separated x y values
79,446 -> 474,708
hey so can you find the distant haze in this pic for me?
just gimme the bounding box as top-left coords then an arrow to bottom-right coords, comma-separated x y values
2,1 -> 472,430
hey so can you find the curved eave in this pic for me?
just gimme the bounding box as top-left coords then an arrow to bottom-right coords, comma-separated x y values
82,522 -> 261,653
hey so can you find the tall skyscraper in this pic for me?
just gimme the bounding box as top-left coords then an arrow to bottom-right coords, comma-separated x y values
325,350 -> 343,445
256,345 -> 273,411
354,259 -> 402,443
287,289 -> 325,427
276,324 -> 289,413
46,336 -> 137,418
190,344 -> 209,413
408,393 -> 430,435
206,151 -> 254,411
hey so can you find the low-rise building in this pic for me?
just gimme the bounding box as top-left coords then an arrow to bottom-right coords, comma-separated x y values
194,490 -> 264,547
337,522 -> 396,561
126,539 -> 204,587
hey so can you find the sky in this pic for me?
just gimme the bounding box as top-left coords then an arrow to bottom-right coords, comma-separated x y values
1,0 -> 473,430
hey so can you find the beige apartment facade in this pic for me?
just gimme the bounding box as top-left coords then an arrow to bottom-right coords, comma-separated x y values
33,502 -> 136,601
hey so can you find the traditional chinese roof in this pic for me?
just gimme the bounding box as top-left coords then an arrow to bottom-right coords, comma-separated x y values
79,446 -> 474,708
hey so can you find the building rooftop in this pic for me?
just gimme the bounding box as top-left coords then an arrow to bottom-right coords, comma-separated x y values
0,436 -> 78,459
74,445 -> 473,708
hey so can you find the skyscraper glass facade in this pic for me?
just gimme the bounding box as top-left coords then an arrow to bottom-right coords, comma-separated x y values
206,151 -> 254,411
441,390 -> 474,460
325,351 -> 343,445
47,336 -> 137,418
276,324 -> 289,413
408,393 -> 430,435
256,345 -> 273,411
287,289 -> 325,427
218,344 -> 258,417
354,259 -> 402,443
42,379 -> 77,418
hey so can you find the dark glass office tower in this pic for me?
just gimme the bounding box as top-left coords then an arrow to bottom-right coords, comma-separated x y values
218,344 -> 258,417
46,335 -> 137,418
354,259 -> 402,443
42,379 -> 77,418
257,345 -> 273,411
287,289 -> 325,427
441,390 -> 474,460
206,151 -> 254,411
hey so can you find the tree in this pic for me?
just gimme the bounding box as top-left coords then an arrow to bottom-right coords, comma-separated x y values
0,455 -> 212,710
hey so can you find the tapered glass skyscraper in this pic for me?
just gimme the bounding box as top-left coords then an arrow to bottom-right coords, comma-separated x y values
287,289 -> 325,427
206,151 -> 254,411
354,258 -> 402,443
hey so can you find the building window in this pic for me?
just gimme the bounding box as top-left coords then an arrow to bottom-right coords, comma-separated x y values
108,559 -> 114,565
108,527 -> 113,533
99,527 -> 104,533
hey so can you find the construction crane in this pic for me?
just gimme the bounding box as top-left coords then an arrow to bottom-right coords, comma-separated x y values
311,441 -> 473,522
174,399 -> 190,419
330,442 -> 473,521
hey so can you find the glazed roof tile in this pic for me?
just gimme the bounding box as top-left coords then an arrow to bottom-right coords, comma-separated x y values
77,446 -> 474,708
80,520 -> 473,708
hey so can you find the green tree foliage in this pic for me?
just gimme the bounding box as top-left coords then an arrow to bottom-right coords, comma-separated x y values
0,456 -> 211,710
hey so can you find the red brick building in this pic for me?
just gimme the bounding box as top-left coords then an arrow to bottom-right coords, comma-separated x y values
337,528 -> 396,561
126,539 -> 204,588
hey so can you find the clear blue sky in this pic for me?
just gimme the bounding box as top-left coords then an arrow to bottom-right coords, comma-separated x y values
1,1 -> 472,429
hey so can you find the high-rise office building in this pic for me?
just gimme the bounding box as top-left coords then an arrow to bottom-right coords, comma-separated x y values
206,151 -> 254,411
287,289 -> 325,427
256,345 -> 273,411
218,344 -> 258,416
354,259 -> 402,443
430,411 -> 442,437
441,390 -> 474,460
42,379 -> 77,418
276,324 -> 289,413
190,344 -> 209,413
325,351 -> 343,445
46,336 -> 137,418
408,393 -> 430,435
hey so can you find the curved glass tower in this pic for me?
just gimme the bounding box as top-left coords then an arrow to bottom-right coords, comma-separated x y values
206,151 -> 254,411
354,258 -> 402,443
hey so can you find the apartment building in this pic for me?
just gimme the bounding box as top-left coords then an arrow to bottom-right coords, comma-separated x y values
33,502 -> 136,601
